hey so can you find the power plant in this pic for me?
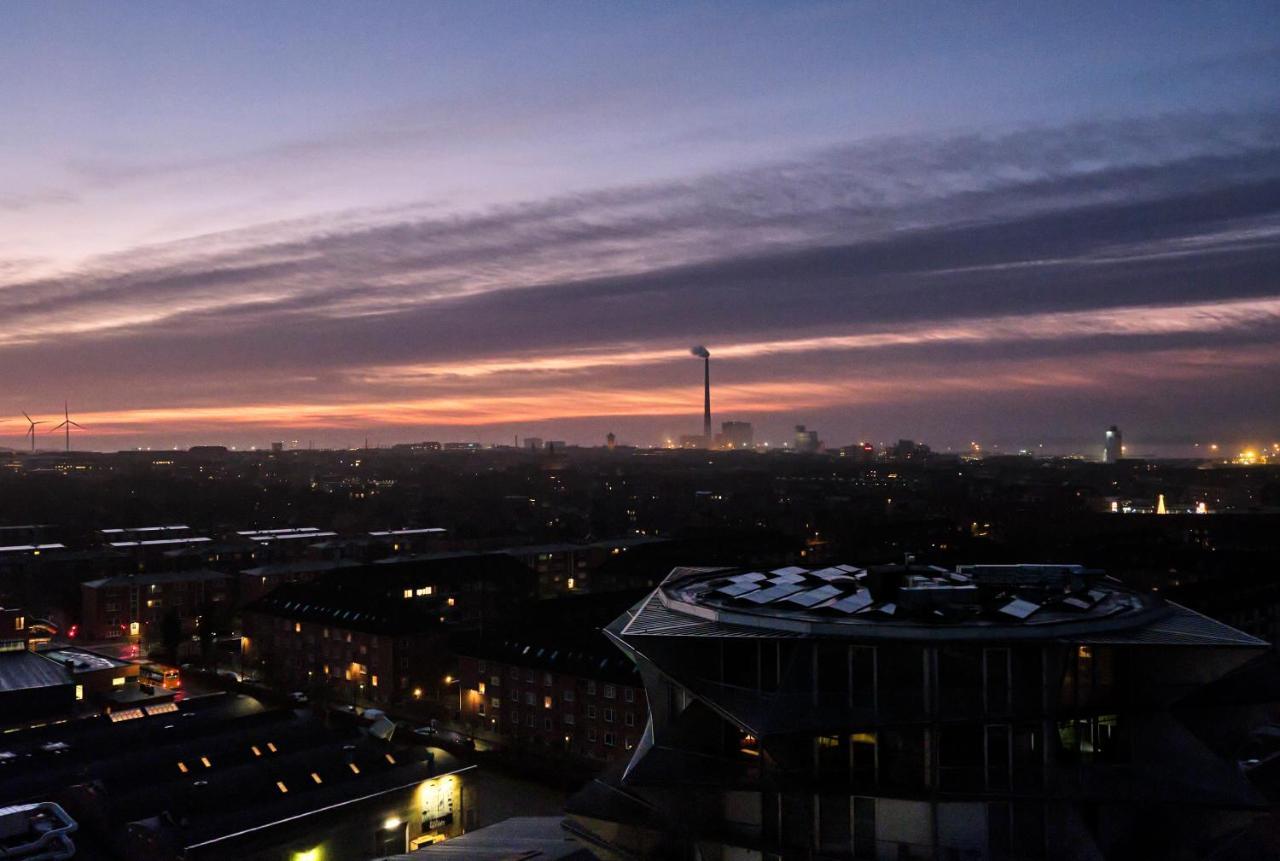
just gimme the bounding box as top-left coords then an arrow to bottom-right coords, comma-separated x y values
691,345 -> 710,442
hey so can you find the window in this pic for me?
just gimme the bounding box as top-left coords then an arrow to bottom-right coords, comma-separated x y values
294,622 -> 301,633
565,713 -> 576,725
490,675 -> 501,688
587,704 -> 597,719
853,797 -> 876,859
603,684 -> 616,699
544,673 -> 553,687
478,660 -> 487,673
510,710 -> 519,723
75,684 -> 84,701
604,731 -> 616,747
1057,715 -> 1124,763
524,691 -> 535,706
625,712 -> 635,727
478,701 -> 486,717
586,680 -> 596,695
112,676 -> 125,687
403,588 -> 413,599
371,674 -> 378,687
624,687 -> 635,703
526,669 -> 535,683
478,681 -> 486,695
563,689 -> 575,702
544,717 -> 553,730
544,695 -> 553,709
852,731 -> 877,783
490,697 -> 500,709
604,708 -> 615,723
510,666 -> 519,679
588,727 -> 597,742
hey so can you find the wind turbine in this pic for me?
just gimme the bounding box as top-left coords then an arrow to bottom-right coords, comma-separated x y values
22,412 -> 46,452
50,402 -> 84,452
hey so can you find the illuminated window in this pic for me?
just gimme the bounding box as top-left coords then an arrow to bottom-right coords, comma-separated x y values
415,586 -> 433,597
200,756 -> 211,768
251,745 -> 262,757
75,684 -> 84,701
447,597 -> 456,607
349,762 -> 360,774
371,675 -> 379,687
177,761 -> 188,773
544,695 -> 552,709
310,772 -> 322,784
112,676 -> 125,687
384,753 -> 396,765
403,589 -> 413,599
276,781 -> 288,794
294,622 -> 301,634
478,681 -> 486,695
266,742 -> 278,753
14,616 -> 24,630
567,578 -> 575,590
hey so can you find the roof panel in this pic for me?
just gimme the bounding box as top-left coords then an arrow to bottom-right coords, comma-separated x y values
781,585 -> 844,608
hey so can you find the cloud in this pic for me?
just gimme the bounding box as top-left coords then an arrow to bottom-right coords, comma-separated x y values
2,109 -> 1279,446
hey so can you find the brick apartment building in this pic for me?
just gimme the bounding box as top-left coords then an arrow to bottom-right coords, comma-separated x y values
243,553 -> 536,705
80,569 -> 231,640
452,591 -> 648,764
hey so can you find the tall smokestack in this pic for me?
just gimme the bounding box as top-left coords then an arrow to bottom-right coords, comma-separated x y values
691,346 -> 711,441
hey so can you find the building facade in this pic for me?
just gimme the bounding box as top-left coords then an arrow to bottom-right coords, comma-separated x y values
455,633 -> 647,765
567,563 -> 1273,860
243,554 -> 537,705
81,569 -> 231,640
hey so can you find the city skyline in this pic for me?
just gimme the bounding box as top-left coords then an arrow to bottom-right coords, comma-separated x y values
3,3 -> 1279,451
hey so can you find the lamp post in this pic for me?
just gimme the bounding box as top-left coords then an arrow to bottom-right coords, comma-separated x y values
444,675 -> 461,718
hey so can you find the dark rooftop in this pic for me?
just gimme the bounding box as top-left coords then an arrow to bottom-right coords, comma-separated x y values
625,563 -> 1271,644
0,650 -> 73,693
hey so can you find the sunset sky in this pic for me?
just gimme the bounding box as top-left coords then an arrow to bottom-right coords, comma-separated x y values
3,2 -> 1279,454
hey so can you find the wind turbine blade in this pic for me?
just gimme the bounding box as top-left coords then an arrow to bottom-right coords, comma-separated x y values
22,411 -> 32,422
69,422 -> 85,429
50,421 -> 68,431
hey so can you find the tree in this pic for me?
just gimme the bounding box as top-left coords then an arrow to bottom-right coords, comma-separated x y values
160,608 -> 182,662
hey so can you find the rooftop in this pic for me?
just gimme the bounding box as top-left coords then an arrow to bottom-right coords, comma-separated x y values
83,569 -> 228,589
39,647 -> 132,673
0,651 -> 72,693
625,563 -> 1270,644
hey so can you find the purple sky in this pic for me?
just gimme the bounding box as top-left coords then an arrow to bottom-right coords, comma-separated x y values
2,2 -> 1279,456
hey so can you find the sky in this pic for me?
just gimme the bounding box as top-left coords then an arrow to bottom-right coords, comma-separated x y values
2,1 -> 1279,455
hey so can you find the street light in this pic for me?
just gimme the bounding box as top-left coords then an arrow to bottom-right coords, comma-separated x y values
443,676 -> 462,716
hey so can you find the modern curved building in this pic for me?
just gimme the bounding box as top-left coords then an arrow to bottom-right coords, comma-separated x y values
566,562 -> 1273,860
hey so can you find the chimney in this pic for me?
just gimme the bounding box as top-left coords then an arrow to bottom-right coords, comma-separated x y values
703,355 -> 711,441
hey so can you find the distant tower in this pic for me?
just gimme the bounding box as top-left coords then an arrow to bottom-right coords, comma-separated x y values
1104,425 -> 1122,463
606,432 -> 616,450
691,346 -> 711,443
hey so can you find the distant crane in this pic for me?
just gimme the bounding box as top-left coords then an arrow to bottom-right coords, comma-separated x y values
22,411 -> 45,452
50,402 -> 85,452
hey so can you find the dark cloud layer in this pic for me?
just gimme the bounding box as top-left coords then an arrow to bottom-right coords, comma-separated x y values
3,111 -> 1280,450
